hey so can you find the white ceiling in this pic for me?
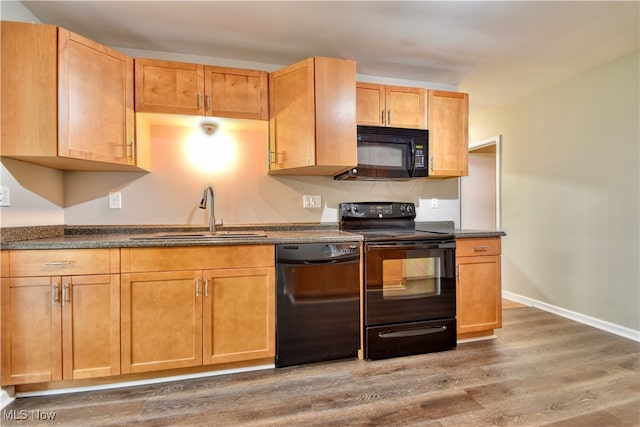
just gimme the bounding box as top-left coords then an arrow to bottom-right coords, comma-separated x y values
15,1 -> 640,111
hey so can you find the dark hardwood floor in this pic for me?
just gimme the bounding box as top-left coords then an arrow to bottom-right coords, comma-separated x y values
3,307 -> 639,426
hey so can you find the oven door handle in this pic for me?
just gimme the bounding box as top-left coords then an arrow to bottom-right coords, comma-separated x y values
367,241 -> 454,251
378,325 -> 448,338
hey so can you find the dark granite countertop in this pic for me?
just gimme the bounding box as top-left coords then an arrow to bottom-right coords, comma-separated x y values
0,224 -> 362,250
1,222 -> 504,250
454,229 -> 507,239
415,221 -> 506,239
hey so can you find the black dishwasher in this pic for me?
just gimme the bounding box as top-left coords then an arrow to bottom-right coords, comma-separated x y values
276,243 -> 360,368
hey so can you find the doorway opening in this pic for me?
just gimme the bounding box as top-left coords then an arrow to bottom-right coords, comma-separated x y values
460,135 -> 501,230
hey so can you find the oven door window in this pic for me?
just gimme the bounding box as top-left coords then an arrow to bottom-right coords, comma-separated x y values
365,244 -> 455,326
382,257 -> 440,299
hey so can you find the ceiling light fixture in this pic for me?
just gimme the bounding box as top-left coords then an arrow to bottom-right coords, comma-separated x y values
201,123 -> 217,135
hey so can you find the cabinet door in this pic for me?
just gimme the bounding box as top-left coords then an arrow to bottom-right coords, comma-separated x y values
203,267 -> 275,365
456,255 -> 502,335
386,86 -> 426,129
0,21 -> 58,158
427,90 -> 469,177
269,57 -> 356,175
58,28 -> 135,165
356,82 -> 385,126
269,57 -> 316,171
134,58 -> 205,115
62,274 -> 120,380
205,66 -> 268,120
1,277 -> 62,385
121,271 -> 203,373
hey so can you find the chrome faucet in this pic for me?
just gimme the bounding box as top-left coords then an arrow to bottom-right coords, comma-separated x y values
199,185 -> 216,233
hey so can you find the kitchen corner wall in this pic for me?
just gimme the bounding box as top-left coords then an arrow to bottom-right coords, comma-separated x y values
464,51 -> 640,332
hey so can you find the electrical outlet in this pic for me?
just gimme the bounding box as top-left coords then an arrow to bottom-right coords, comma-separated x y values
431,197 -> 439,209
108,192 -> 122,209
303,195 -> 322,208
0,186 -> 10,207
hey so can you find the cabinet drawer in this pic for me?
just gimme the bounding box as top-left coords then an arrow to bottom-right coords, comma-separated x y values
456,238 -> 501,257
8,249 -> 120,277
121,245 -> 275,273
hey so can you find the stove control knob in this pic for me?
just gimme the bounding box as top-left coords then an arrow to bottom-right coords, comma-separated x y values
400,205 -> 406,213
406,205 -> 413,215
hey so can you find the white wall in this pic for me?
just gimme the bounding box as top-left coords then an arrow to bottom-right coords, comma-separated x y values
61,116 -> 460,226
465,51 -> 640,332
461,151 -> 497,229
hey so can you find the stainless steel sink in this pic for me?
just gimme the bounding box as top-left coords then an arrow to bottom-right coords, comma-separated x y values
130,231 -> 267,240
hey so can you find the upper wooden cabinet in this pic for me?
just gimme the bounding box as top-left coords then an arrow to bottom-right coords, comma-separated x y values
427,90 -> 469,178
0,21 -> 145,171
269,57 -> 357,175
356,83 -> 426,129
134,58 -> 268,120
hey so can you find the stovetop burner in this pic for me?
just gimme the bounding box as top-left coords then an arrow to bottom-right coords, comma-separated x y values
339,202 -> 454,242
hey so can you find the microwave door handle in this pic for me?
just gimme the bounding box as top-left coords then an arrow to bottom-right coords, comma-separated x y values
409,143 -> 416,176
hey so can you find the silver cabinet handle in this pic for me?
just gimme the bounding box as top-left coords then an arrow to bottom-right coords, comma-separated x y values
381,110 -> 385,125
430,156 -> 435,171
205,95 -> 211,111
45,261 -> 72,266
197,94 -> 202,110
387,110 -> 391,125
205,277 -> 209,297
62,284 -> 70,305
474,246 -> 489,252
129,140 -> 135,162
52,284 -> 60,305
195,278 -> 200,297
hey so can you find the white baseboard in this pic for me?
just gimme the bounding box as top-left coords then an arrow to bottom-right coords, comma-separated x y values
7,364 -> 273,400
503,290 -> 640,342
1,387 -> 15,410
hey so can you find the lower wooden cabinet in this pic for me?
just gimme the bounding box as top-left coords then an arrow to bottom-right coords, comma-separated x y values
1,249 -> 121,385
121,270 -> 203,373
456,238 -> 502,339
120,245 -> 275,374
204,267 -> 275,365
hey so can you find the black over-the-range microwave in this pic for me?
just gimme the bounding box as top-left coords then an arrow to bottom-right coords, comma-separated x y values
334,125 -> 429,180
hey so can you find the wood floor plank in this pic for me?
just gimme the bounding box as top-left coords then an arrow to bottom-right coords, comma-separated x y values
2,307 -> 638,426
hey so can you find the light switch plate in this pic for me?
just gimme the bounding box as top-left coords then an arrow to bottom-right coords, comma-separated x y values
108,192 -> 122,209
303,195 -> 322,208
0,186 -> 10,207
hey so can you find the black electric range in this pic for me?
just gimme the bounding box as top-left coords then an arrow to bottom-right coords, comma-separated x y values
339,202 -> 457,360
339,202 -> 454,242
